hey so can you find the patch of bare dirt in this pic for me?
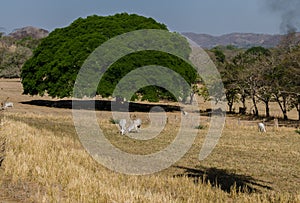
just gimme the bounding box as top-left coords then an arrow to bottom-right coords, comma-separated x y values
0,78 -> 72,116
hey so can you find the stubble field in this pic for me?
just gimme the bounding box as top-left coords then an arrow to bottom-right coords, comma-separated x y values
0,79 -> 300,202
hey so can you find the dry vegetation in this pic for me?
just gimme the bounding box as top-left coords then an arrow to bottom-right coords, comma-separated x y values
0,79 -> 300,202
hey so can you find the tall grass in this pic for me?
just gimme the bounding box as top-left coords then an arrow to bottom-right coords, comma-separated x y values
0,113 -> 299,202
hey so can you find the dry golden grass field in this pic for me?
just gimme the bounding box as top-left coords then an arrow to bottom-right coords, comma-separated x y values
0,79 -> 300,202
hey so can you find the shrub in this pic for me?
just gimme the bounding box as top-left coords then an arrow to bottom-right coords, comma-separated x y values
109,118 -> 119,124
195,124 -> 206,130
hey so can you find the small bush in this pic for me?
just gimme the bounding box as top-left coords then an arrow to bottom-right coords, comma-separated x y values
195,124 -> 206,130
295,129 -> 300,135
109,118 -> 119,124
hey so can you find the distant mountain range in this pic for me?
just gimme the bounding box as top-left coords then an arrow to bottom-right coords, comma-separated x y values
3,26 -> 298,49
182,32 -> 289,49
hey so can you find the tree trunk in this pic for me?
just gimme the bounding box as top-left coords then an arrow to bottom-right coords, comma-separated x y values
275,94 -> 289,120
228,102 -> 233,113
241,94 -> 246,109
265,101 -> 270,118
227,96 -> 234,113
252,96 -> 259,116
283,110 -> 288,120
189,92 -> 195,105
296,98 -> 300,121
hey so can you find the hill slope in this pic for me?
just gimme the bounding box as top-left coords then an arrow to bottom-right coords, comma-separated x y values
0,26 -> 48,78
182,32 -> 285,49
8,26 -> 49,40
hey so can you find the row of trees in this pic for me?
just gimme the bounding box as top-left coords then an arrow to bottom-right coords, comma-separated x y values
19,13 -> 299,120
211,33 -> 300,120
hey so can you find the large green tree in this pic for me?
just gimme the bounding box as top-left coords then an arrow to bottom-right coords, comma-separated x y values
21,13 -> 196,101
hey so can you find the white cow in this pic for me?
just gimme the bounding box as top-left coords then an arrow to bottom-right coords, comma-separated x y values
258,122 -> 266,133
4,102 -> 13,108
2,102 -> 13,109
128,118 -> 142,133
118,119 -> 127,135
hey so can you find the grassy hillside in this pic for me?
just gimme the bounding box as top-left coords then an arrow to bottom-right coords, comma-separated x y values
1,112 -> 299,202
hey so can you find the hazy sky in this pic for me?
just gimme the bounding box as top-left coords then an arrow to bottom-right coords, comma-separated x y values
0,0 -> 288,35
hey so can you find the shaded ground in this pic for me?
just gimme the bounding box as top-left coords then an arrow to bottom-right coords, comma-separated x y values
175,165 -> 273,194
21,99 -> 181,112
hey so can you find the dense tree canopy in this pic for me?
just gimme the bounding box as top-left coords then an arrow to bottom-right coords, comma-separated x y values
21,13 -> 196,101
98,50 -> 196,102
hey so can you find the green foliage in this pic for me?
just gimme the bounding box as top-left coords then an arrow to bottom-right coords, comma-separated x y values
98,51 -> 196,102
140,86 -> 161,102
199,85 -> 210,101
296,129 -> 300,135
17,37 -> 41,50
21,13 -> 196,102
226,44 -> 238,50
245,46 -> 271,56
212,49 -> 226,64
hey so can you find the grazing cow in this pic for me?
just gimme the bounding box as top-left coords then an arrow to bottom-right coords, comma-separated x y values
3,102 -> 13,108
119,119 -> 127,135
1,102 -> 13,110
128,118 -> 142,133
258,122 -> 266,133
